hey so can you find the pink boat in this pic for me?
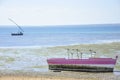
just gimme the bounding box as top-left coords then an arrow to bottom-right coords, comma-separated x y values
47,49 -> 118,72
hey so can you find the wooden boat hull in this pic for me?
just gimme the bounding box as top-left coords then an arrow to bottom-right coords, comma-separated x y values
47,58 -> 117,72
48,64 -> 114,72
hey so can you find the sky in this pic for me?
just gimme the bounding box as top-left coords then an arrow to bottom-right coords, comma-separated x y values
0,0 -> 120,26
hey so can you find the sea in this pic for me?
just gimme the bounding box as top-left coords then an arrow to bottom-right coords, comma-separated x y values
0,24 -> 120,47
0,24 -> 120,74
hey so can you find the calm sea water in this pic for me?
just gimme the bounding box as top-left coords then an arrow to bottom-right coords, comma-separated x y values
0,24 -> 120,47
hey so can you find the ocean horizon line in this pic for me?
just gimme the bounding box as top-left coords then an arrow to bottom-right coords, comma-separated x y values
0,23 -> 120,27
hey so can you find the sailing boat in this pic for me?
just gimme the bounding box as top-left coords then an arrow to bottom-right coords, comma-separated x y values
8,18 -> 24,36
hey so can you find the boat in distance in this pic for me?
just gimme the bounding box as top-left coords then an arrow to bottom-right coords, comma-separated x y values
11,32 -> 23,36
8,18 -> 24,36
47,49 -> 118,72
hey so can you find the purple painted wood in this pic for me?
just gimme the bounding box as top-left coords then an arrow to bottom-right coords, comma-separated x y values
47,58 -> 117,65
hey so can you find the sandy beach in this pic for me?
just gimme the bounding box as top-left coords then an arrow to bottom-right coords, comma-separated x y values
0,71 -> 120,80
0,42 -> 120,80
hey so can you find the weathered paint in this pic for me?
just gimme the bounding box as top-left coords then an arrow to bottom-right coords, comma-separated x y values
47,58 -> 117,72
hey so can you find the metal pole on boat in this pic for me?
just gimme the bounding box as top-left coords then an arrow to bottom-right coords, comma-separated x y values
89,49 -> 92,57
76,49 -> 79,59
116,55 -> 118,59
93,51 -> 96,58
71,49 -> 74,59
67,49 -> 70,59
81,52 -> 83,59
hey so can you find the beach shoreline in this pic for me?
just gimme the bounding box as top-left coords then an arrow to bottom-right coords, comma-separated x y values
0,42 -> 120,79
0,41 -> 120,48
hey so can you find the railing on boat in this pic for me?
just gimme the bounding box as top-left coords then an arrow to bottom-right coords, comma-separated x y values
66,49 -> 96,59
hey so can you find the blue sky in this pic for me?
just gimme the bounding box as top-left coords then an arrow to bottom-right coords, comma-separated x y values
0,0 -> 120,26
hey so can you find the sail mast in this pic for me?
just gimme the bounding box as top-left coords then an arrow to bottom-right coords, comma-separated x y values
8,18 -> 24,32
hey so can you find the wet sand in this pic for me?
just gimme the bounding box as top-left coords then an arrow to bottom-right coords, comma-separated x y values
0,42 -> 120,80
0,71 -> 120,80
0,77 -> 99,80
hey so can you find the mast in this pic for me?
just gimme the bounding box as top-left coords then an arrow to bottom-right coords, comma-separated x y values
8,18 -> 24,32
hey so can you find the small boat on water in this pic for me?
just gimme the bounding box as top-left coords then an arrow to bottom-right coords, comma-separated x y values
8,18 -> 24,36
47,49 -> 118,72
11,32 -> 23,36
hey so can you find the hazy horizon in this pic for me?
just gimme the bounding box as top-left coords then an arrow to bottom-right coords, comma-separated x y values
0,23 -> 120,28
